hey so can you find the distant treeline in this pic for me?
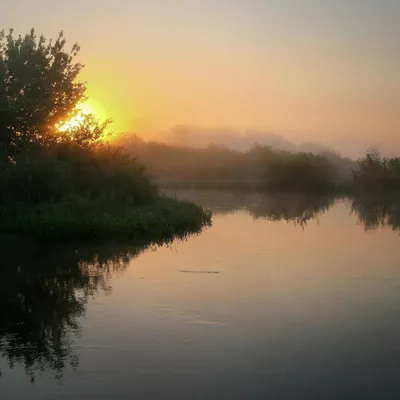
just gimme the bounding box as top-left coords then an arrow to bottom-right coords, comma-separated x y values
114,134 -> 400,194
113,134 -> 350,193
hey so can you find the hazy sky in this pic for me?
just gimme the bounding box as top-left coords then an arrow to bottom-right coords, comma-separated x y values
1,0 -> 399,156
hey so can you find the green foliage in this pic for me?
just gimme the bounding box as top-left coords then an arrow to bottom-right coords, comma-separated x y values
351,149 -> 400,192
0,197 -> 212,241
0,144 -> 157,204
0,28 -> 85,155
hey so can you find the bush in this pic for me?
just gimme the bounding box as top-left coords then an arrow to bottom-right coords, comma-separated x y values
0,144 -> 158,205
351,149 -> 400,193
264,152 -> 338,194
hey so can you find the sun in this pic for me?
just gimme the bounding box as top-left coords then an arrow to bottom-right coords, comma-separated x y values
56,100 -> 107,132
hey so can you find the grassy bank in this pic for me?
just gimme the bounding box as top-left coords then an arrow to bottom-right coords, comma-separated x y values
0,196 -> 212,241
0,143 -> 212,242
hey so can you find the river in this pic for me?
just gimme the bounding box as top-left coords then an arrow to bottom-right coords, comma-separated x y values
1,190 -> 400,399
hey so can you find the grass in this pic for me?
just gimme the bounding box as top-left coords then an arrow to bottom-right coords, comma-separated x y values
0,195 -> 212,242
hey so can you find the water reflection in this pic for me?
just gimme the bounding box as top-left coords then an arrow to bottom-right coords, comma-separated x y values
2,191 -> 400,390
249,195 -> 333,226
0,239 -> 170,382
168,189 -> 400,232
165,189 -> 334,226
349,196 -> 400,232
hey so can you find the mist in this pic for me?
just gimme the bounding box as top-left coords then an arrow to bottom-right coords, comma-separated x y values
138,124 -> 393,159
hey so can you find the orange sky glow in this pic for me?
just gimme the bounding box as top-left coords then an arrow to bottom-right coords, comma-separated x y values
1,0 -> 399,156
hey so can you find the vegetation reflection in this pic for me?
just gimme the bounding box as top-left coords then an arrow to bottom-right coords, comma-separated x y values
164,190 -> 334,227
0,237 -> 188,382
249,194 -> 333,226
349,196 -> 400,232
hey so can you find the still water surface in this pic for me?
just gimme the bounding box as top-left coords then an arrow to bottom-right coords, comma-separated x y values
1,190 -> 400,399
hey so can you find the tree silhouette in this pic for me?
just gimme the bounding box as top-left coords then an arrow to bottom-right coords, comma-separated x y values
0,28 -> 86,157
351,149 -> 400,193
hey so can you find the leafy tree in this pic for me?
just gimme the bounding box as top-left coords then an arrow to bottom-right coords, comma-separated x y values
0,28 -> 128,205
57,113 -> 111,148
0,28 -> 86,156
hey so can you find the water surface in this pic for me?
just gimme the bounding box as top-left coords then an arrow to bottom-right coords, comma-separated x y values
2,190 -> 400,399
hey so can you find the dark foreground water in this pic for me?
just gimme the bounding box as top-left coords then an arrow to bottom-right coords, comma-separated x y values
2,190 -> 400,399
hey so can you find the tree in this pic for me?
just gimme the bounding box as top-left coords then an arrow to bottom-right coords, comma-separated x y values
351,149 -> 387,191
351,149 -> 400,192
0,28 -> 85,156
57,113 -> 112,148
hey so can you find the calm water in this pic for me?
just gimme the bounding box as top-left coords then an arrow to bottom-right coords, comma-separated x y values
2,190 -> 400,399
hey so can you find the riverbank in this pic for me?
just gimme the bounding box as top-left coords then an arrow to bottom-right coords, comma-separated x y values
157,179 -> 266,191
157,179 -> 354,196
0,196 -> 212,241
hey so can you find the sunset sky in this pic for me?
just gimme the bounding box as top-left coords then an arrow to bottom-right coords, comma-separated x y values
1,0 -> 399,156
